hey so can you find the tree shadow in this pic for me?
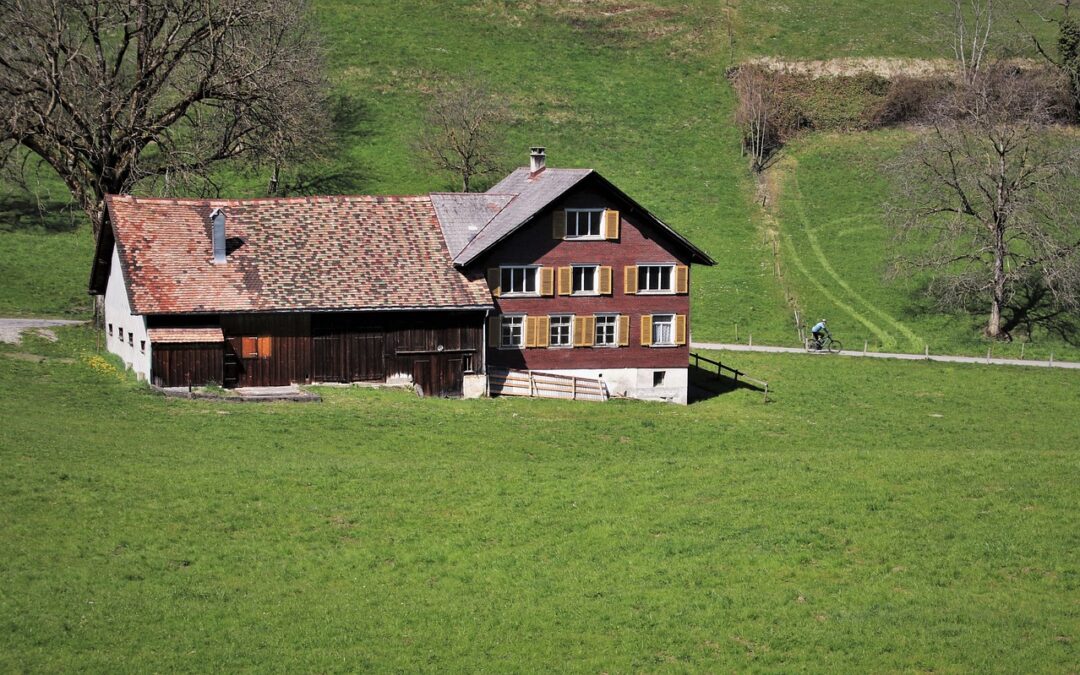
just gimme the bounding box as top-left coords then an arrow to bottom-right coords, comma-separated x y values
277,93 -> 375,196
0,194 -> 82,233
688,362 -> 766,403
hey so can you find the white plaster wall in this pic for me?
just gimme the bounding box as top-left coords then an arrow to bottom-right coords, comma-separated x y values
462,374 -> 487,399
104,246 -> 151,381
533,367 -> 688,404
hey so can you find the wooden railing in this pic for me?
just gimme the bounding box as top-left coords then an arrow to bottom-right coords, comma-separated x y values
690,352 -> 769,402
488,368 -> 608,402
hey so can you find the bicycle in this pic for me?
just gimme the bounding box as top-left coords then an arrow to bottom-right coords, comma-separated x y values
806,333 -> 842,354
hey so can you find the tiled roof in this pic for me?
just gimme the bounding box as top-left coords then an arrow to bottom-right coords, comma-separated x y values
454,168 -> 593,264
147,327 -> 225,343
106,195 -> 493,315
430,193 -> 513,258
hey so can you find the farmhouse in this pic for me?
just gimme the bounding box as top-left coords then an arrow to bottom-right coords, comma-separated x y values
89,149 -> 714,403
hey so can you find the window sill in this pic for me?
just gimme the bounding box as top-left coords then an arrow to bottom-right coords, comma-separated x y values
649,343 -> 679,348
570,292 -> 600,297
499,293 -> 541,299
497,345 -> 525,350
637,289 -> 676,295
563,235 -> 604,241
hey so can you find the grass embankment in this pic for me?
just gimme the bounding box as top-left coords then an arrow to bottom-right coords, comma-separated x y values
1,327 -> 1077,671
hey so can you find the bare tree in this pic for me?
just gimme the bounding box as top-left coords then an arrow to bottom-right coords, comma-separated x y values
732,66 -> 780,173
887,64 -> 1080,339
953,0 -> 996,85
414,81 -> 508,192
0,0 -> 330,236
1030,0 -> 1080,119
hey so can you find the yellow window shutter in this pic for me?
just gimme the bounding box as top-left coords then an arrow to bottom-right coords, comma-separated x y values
599,266 -> 613,295
640,315 -> 653,346
585,316 -> 596,346
525,316 -> 538,348
624,265 -> 638,294
536,316 -> 550,348
553,210 -> 566,239
574,316 -> 595,347
604,210 -> 620,240
487,268 -> 501,297
675,314 -> 687,345
618,315 -> 630,346
675,265 -> 689,294
557,266 -> 572,296
540,267 -> 554,296
488,316 -> 500,347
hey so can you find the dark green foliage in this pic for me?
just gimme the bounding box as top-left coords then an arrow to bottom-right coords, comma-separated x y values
1058,14 -> 1080,118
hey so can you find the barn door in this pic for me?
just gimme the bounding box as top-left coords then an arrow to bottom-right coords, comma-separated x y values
313,334 -> 344,382
348,334 -> 385,381
412,359 -> 432,397
411,355 -> 464,398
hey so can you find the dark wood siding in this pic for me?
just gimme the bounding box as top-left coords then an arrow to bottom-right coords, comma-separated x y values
152,343 -> 224,387
221,313 -> 311,387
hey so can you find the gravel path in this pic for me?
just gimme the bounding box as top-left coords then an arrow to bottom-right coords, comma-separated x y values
0,318 -> 86,344
691,341 -> 1080,370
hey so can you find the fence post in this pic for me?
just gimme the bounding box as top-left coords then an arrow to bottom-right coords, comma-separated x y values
924,345 -> 929,360
572,376 -> 577,400
863,340 -> 867,355
987,347 -> 992,364
1020,343 -> 1025,360
749,333 -> 753,347
1049,352 -> 1054,366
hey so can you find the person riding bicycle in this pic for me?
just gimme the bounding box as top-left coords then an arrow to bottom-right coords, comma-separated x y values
811,319 -> 829,349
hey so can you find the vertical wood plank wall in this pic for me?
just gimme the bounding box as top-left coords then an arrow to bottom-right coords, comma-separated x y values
151,343 -> 224,387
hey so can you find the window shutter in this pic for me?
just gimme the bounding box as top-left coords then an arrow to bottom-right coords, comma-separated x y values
536,316 -> 550,348
640,315 -> 653,346
624,265 -> 638,294
599,266 -> 613,295
675,265 -> 689,294
618,315 -> 630,346
487,268 -> 501,297
540,267 -> 554,296
258,336 -> 272,358
525,316 -> 538,348
242,336 -> 258,358
557,266 -> 572,296
488,316 -> 500,347
574,316 -> 594,347
675,314 -> 687,345
604,210 -> 620,240
553,210 -> 566,239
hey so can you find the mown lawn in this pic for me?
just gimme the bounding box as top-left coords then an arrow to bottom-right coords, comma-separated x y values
1,327 -> 1077,671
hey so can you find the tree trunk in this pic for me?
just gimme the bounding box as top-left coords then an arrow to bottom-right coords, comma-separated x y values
987,225 -> 1007,338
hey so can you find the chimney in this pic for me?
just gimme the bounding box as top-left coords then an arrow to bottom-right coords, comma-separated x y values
210,207 -> 226,264
529,146 -> 546,174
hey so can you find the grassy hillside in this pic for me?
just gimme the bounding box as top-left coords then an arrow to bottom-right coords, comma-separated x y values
1,326 -> 1077,671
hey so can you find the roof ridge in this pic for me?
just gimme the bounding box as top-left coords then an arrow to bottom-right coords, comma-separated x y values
107,194 -> 432,205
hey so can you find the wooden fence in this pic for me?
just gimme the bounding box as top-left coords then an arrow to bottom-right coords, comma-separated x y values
488,368 -> 608,402
690,352 -> 770,402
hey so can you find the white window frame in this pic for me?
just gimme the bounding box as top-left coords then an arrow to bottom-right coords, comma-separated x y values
651,314 -> 675,346
500,266 -> 539,296
571,264 -> 600,296
594,314 -> 619,347
565,208 -> 605,239
637,264 -> 675,294
549,314 -> 574,348
500,315 -> 526,349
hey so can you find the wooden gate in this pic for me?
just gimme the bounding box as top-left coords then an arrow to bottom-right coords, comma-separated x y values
314,332 -> 385,383
410,353 -> 465,398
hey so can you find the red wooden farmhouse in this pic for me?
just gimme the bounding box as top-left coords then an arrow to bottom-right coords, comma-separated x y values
90,148 -> 714,403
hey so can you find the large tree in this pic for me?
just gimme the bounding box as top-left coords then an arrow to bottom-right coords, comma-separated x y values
887,63 -> 1080,339
413,80 -> 508,193
0,0 -> 329,236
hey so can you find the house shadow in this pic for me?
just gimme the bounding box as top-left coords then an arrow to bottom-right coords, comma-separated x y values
688,362 -> 767,403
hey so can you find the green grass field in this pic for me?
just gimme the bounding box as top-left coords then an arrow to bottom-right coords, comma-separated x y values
1,326 -> 1078,671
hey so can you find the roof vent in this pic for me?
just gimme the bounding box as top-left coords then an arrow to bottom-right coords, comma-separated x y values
210,207 -> 226,264
529,146 -> 546,174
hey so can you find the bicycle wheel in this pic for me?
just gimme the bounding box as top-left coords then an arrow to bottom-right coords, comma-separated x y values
827,340 -> 842,354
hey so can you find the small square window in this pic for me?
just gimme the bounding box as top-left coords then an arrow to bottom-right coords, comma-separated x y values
500,316 -> 525,348
595,315 -> 618,346
653,370 -> 666,386
652,314 -> 675,346
549,315 -> 573,347
572,265 -> 598,295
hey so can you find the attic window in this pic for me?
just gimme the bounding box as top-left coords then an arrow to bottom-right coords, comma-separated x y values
566,209 -> 604,239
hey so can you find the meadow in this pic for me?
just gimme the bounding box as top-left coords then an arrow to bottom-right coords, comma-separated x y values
1,326 -> 1078,671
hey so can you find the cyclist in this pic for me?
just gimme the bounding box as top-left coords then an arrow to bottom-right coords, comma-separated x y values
810,319 -> 828,349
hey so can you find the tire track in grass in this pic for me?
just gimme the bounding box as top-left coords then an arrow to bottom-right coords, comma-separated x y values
789,172 -> 924,351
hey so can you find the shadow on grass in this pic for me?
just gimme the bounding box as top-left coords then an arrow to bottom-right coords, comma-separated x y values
0,195 -> 81,233
688,363 -> 766,404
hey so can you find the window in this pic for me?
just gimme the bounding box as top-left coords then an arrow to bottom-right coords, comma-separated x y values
566,209 -> 603,238
653,371 -> 666,386
595,315 -> 619,347
652,314 -> 675,345
108,323 -> 113,336
638,265 -> 674,293
241,336 -> 273,358
500,315 -> 525,348
118,327 -> 124,341
500,266 -> 538,295
549,315 -> 573,347
128,333 -> 134,347
140,340 -> 146,354
572,265 -> 598,295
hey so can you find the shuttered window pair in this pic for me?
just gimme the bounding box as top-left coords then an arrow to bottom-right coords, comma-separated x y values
556,265 -> 612,296
488,267 -> 554,297
640,314 -> 686,347
624,264 -> 689,294
552,209 -> 620,240
489,314 -> 630,349
241,336 -> 273,358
